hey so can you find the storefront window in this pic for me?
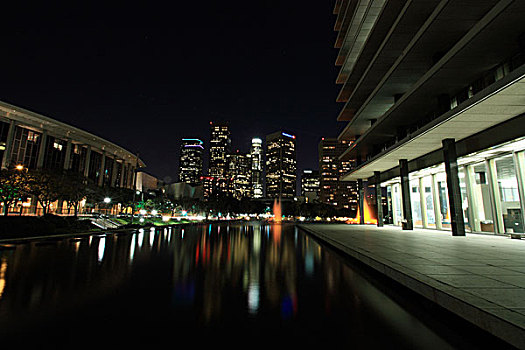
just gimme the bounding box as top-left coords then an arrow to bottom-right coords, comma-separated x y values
458,167 -> 472,232
392,183 -> 403,226
385,185 -> 393,224
410,179 -> 423,227
495,155 -> 523,233
422,176 -> 435,228
435,173 -> 451,230
468,162 -> 495,232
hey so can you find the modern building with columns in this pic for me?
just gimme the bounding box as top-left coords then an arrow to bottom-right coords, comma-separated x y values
0,100 -> 145,192
334,0 -> 525,236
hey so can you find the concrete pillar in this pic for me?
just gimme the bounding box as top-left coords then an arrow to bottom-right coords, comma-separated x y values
119,162 -> 126,188
36,131 -> 48,168
84,146 -> 92,178
374,171 -> 383,227
442,139 -> 465,236
111,157 -> 118,188
1,120 -> 15,169
399,159 -> 413,230
358,179 -> 365,224
63,139 -> 73,170
131,166 -> 137,191
98,152 -> 106,187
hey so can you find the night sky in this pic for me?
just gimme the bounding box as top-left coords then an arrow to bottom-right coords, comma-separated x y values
0,1 -> 344,182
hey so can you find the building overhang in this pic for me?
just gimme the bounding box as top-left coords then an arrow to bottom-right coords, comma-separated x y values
0,100 -> 146,167
337,0 -> 518,131
341,68 -> 525,181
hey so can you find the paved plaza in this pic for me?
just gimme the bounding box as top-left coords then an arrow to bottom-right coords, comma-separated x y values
298,224 -> 525,349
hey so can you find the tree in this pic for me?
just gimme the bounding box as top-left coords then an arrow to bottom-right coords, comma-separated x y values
24,169 -> 62,215
0,169 -> 26,216
60,171 -> 91,217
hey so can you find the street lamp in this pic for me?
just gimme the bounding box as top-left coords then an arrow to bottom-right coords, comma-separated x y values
15,164 -> 24,171
103,197 -> 111,204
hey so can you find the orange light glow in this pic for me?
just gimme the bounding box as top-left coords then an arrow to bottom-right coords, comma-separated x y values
273,198 -> 282,224
346,198 -> 377,225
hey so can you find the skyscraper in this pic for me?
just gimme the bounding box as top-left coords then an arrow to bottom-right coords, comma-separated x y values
266,131 -> 297,199
319,138 -> 357,211
227,151 -> 252,200
178,138 -> 203,185
250,137 -> 264,198
208,121 -> 231,177
301,169 -> 320,203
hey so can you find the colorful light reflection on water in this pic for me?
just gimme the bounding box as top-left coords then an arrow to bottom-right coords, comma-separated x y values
0,224 -> 499,348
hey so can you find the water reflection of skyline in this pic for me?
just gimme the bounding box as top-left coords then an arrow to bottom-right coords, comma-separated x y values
0,223 -> 460,348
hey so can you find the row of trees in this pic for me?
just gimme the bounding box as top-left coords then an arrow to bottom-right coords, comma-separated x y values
0,167 -> 357,219
0,168 -> 137,216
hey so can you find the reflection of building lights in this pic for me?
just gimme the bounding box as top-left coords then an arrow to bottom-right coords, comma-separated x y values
247,282 -> 260,315
139,217 -> 145,223
0,258 -> 7,300
97,238 -> 105,262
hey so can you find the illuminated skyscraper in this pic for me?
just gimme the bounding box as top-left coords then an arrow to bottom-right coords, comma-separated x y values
178,138 -> 203,185
301,169 -> 320,203
250,138 -> 263,198
227,151 -> 252,200
266,131 -> 296,199
208,121 -> 231,177
319,138 -> 357,211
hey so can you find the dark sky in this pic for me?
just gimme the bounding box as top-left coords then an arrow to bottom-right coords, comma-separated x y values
0,1 -> 344,182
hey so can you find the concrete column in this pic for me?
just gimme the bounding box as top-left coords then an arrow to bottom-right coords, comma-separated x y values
36,131 -> 48,168
131,166 -> 137,191
63,139 -> 73,170
442,139 -> 465,236
111,157 -> 118,188
358,179 -> 365,224
1,120 -> 16,169
119,162 -> 126,188
374,172 -> 383,227
98,152 -> 106,187
399,159 -> 413,230
84,146 -> 92,178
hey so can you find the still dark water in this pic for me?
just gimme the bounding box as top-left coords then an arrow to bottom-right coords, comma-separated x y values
0,223 -> 503,349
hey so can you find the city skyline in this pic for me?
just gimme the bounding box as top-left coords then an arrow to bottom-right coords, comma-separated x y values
0,1 -> 344,181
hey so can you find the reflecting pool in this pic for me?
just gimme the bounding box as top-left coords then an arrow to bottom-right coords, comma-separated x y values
0,224 -> 503,348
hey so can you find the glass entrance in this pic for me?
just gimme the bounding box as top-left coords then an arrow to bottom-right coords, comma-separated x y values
495,155 -> 523,233
421,176 -> 436,228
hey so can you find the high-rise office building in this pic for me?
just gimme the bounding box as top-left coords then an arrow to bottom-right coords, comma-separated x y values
227,151 -> 252,200
333,0 -> 525,236
319,138 -> 357,211
178,138 -> 203,185
301,169 -> 320,203
208,121 -> 231,177
250,138 -> 264,198
266,131 -> 297,199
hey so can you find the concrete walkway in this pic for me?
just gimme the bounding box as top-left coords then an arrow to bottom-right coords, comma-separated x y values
298,223 -> 525,349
